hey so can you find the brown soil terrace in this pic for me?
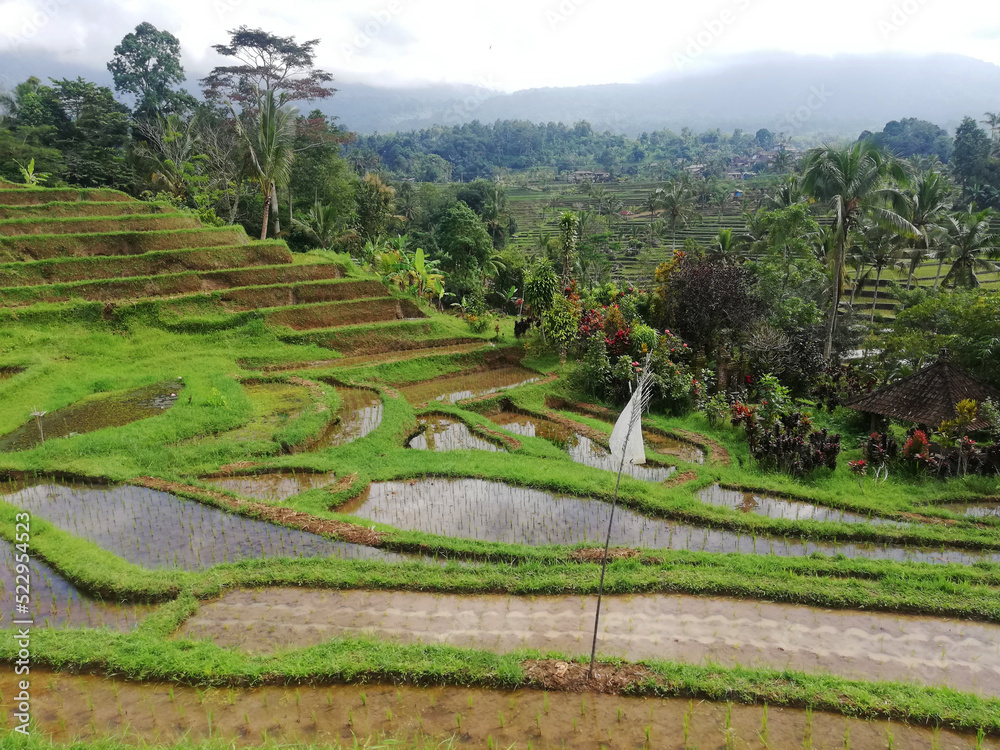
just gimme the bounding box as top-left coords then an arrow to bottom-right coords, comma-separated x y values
135,476 -> 383,546
568,547 -> 641,562
522,659 -> 656,694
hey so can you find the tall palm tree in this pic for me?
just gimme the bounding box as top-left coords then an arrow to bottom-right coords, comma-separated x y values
894,171 -> 953,288
940,209 -> 1000,289
856,224 -> 904,322
801,141 -> 915,358
982,112 -> 1000,145
707,228 -> 744,266
659,180 -> 699,250
232,88 -> 297,240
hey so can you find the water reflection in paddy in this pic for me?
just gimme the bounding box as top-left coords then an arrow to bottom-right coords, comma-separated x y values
342,478 -> 1000,565
489,411 -> 674,481
1,481 -> 409,569
397,366 -> 540,405
0,537 -> 151,630
206,472 -> 332,502
407,414 -> 503,452
0,382 -> 180,452
314,385 -> 382,447
699,484 -> 908,527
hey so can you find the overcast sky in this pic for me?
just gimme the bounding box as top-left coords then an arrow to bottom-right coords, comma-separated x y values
2,0 -> 999,92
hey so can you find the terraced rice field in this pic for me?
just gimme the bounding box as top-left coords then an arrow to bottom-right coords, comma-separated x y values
4,179 -> 1000,746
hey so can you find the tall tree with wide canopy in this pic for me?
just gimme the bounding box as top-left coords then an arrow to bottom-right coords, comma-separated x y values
802,140 -> 915,358
232,88 -> 297,239
107,23 -> 193,118
202,27 -> 335,104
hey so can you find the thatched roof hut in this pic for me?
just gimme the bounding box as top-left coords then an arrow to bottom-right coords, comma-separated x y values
846,354 -> 1000,430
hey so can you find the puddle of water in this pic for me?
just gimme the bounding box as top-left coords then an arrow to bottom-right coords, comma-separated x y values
397,366 -> 540,405
941,502 -> 1000,519
545,398 -> 706,464
1,481 -> 408,569
641,429 -> 705,464
489,411 -> 674,481
205,473 -> 332,502
0,537 -> 151,630
179,587 -> 1000,696
0,382 -> 180,452
407,414 -> 503,452
699,484 -> 908,527
313,386 -> 382,448
339,478 -> 1000,565
5,669 -> 991,749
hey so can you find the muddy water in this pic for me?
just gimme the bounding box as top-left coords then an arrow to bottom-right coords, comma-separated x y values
407,414 -> 504,452
489,412 -> 674,481
397,366 -> 541,405
338,478 -> 1000,565
699,484 -> 908,527
3,669 -> 991,749
326,341 -> 485,369
0,482 -> 405,569
179,588 -> 1000,696
641,430 -> 706,464
313,385 -> 382,447
0,538 -> 150,630
0,382 -> 180,452
942,502 -> 1000,519
205,472 -> 333,502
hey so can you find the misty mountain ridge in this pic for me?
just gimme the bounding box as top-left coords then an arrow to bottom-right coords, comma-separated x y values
2,50 -> 998,138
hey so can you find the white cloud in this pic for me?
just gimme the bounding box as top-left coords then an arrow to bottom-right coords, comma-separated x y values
0,0 -> 997,91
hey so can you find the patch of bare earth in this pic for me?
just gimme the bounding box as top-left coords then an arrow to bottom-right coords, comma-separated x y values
135,476 -> 382,546
522,659 -> 656,694
664,470 -> 698,487
569,547 -> 640,563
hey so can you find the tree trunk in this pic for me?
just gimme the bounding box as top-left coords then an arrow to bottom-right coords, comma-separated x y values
870,267 -> 882,323
260,186 -> 270,240
270,181 -> 280,236
934,254 -> 946,289
823,234 -> 845,360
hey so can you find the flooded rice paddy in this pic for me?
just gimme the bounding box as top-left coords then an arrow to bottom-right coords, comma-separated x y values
0,381 -> 180,452
699,484 -> 908,527
340,478 -> 1000,564
941,501 -> 1000,519
0,481 -> 405,569
3,669 -> 992,749
0,537 -> 150,630
488,411 -> 675,481
397,366 -> 540,405
179,587 -> 1000,695
313,385 -> 382,447
205,472 -> 333,502
407,414 -> 503,452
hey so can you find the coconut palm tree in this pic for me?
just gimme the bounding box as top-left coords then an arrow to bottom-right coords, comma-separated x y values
707,228 -> 745,266
232,88 -> 297,240
801,141 -> 915,357
856,223 -> 904,321
940,208 -> 1000,289
894,171 -> 953,288
659,180 -> 699,250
